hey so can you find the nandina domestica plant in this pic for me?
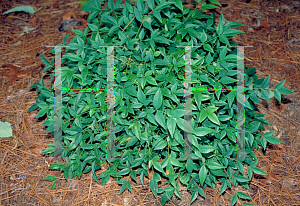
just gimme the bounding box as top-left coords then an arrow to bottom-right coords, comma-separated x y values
28,0 -> 293,205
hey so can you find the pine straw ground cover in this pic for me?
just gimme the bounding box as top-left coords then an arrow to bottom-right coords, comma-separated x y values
0,0 -> 300,205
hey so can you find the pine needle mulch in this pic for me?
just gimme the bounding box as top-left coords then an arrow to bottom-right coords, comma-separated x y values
0,0 -> 299,205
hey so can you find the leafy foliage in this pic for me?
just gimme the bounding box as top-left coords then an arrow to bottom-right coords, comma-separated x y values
29,0 -> 293,205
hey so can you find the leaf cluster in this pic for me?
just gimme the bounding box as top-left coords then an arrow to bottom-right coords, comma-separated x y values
28,0 -> 293,205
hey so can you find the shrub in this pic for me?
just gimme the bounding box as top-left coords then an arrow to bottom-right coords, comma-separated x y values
28,0 -> 293,205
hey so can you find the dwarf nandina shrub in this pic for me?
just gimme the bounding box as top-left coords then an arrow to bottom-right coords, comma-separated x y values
28,0 -> 293,205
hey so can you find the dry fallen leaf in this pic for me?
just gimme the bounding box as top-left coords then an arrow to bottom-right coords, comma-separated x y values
260,19 -> 271,30
0,64 -> 32,84
62,11 -> 77,21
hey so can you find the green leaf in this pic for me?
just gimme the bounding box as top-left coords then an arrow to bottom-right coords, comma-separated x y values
146,76 -> 157,85
82,4 -> 97,12
108,0 -> 114,10
198,145 -> 217,153
0,121 -> 13,138
153,88 -> 163,110
137,87 -> 146,104
205,52 -> 213,64
175,118 -> 193,133
153,10 -> 162,23
186,158 -> 193,174
126,136 -> 138,147
203,3 -> 219,9
174,0 -> 183,11
102,15 -> 118,26
153,161 -> 165,173
81,144 -> 94,150
155,111 -> 166,129
209,0 -> 222,7
148,0 -> 154,10
263,131 -> 275,137
200,31 -> 207,43
223,29 -> 244,36
43,175 -> 57,181
120,183 -> 127,194
193,127 -> 214,137
51,180 -> 57,190
248,167 -> 253,180
220,76 -> 237,84
264,135 -> 282,144
231,193 -> 238,206
147,112 -> 158,126
167,117 -> 176,138
154,59 -> 168,65
199,165 -> 207,186
219,181 -> 227,195
274,89 -> 281,102
153,36 -> 172,45
154,2 -> 174,12
87,23 -> 98,32
190,192 -> 198,203
36,107 -> 49,118
219,34 -> 229,45
150,177 -> 158,197
199,109 -> 207,123
261,75 -> 270,89
134,7 -> 143,22
251,167 -> 268,175
216,20 -> 223,35
154,139 -> 167,150
169,157 -> 183,167
139,28 -> 145,40
235,175 -> 250,182
274,79 -> 285,90
118,168 -> 131,176
40,54 -> 50,65
65,53 -> 82,61
203,44 -> 214,53
206,161 -> 225,170
277,87 -> 293,95
161,192 -> 169,205
3,6 -> 35,14
260,89 -> 270,102
237,192 -> 251,200
206,112 -> 220,125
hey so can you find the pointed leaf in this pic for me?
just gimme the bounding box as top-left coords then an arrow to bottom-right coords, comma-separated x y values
199,165 -> 207,186
153,88 -> 162,110
193,127 -> 214,136
251,167 -> 268,175
148,0 -> 154,10
167,117 -> 176,138
155,111 -> 165,129
174,0 -> 183,11
150,178 -> 158,197
137,87 -> 146,104
207,112 -> 220,125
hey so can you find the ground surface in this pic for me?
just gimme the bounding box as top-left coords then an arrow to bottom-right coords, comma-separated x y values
0,0 -> 300,205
